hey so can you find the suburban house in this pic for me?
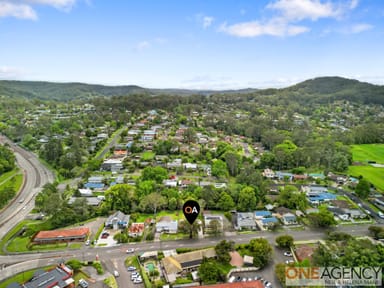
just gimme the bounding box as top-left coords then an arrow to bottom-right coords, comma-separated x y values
261,217 -> 279,228
255,210 -> 272,220
33,227 -> 89,244
84,176 -> 104,189
8,263 -> 75,288
235,212 -> 257,230
281,213 -> 298,225
101,158 -> 123,172
328,207 -> 349,221
156,216 -> 178,234
305,186 -> 337,205
78,188 -> 93,196
105,211 -> 130,229
262,168 -> 275,179
128,223 -> 145,237
161,248 -> 216,283
68,197 -> 102,207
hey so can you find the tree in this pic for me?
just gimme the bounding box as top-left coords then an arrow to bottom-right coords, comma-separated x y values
114,232 -> 128,243
368,225 -> 384,239
308,209 -> 336,228
66,259 -> 83,272
0,144 -> 16,174
249,238 -> 273,268
275,263 -> 287,288
141,166 -> 168,183
198,258 -> 222,284
215,240 -> 234,263
224,152 -> 241,176
211,159 -> 228,178
139,193 -> 166,215
276,235 -> 294,249
206,219 -> 222,236
278,185 -> 307,211
102,184 -> 135,214
237,186 -> 257,212
217,192 -> 235,211
355,178 -> 370,199
183,127 -> 197,143
179,220 -> 201,239
168,197 -> 178,211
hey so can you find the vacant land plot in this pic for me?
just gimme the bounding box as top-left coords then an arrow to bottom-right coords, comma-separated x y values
351,144 -> 384,163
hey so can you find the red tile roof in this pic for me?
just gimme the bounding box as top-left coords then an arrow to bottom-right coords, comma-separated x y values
191,281 -> 264,288
34,227 -> 90,240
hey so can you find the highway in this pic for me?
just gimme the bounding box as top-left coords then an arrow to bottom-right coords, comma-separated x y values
0,136 -> 55,240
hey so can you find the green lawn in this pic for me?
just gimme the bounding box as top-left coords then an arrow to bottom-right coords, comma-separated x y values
0,168 -> 19,184
349,166 -> 384,192
351,144 -> 384,163
160,233 -> 188,241
140,151 -> 155,161
134,210 -> 184,222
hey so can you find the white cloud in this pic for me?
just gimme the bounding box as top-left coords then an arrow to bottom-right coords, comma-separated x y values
350,23 -> 373,33
220,0 -> 363,38
26,0 -> 76,10
220,18 -> 309,37
0,2 -> 37,19
195,13 -> 214,29
267,0 -> 340,21
0,0 -> 80,19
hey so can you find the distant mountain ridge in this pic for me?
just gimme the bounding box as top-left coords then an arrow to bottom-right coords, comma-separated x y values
0,76 -> 383,104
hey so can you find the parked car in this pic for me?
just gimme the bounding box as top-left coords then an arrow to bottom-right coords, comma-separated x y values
127,266 -> 136,271
133,278 -> 143,284
284,251 -> 293,257
113,270 -> 120,277
85,240 -> 90,246
78,279 -> 89,288
286,260 -> 295,264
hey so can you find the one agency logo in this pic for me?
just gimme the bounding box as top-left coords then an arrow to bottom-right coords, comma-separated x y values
285,266 -> 382,286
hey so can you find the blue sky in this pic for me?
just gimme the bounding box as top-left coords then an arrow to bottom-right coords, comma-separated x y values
0,0 -> 383,89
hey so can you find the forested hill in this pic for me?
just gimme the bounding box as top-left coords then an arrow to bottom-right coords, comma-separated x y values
1,77 -> 384,104
284,76 -> 384,105
0,80 -> 147,101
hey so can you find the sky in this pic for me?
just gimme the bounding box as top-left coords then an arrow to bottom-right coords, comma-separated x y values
0,0 -> 384,90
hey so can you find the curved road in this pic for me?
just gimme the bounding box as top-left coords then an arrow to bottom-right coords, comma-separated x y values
0,136 -> 55,240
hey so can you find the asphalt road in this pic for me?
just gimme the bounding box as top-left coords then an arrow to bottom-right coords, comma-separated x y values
0,136 -> 54,240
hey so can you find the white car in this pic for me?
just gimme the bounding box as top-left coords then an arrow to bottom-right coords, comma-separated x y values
113,270 -> 119,277
126,248 -> 135,253
284,251 -> 293,257
286,260 -> 295,264
133,278 -> 143,284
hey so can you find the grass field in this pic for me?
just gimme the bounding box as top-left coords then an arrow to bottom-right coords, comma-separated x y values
348,166 -> 384,192
349,144 -> 384,192
351,144 -> 384,163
